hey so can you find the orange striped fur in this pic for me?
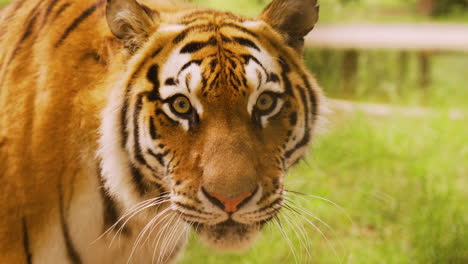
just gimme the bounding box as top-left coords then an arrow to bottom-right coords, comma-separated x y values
0,0 -> 321,263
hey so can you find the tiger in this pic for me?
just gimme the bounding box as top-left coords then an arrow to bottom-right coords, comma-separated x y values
0,0 -> 322,263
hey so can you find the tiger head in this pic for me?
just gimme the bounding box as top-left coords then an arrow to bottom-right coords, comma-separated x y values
100,0 -> 321,251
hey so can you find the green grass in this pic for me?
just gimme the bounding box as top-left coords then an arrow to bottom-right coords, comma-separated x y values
0,0 -> 10,7
180,113 -> 468,263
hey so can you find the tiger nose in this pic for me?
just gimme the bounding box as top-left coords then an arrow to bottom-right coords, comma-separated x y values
201,187 -> 257,213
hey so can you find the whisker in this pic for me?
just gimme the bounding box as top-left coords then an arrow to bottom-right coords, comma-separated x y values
273,215 -> 298,263
279,209 -> 309,263
284,201 -> 343,264
142,206 -> 175,248
92,197 -> 163,244
285,197 -> 339,239
162,217 -> 190,264
109,199 -> 161,247
285,190 -> 353,223
111,197 -> 170,247
285,199 -> 348,263
152,206 -> 178,263
157,214 -> 181,264
282,204 -> 314,259
127,205 -> 174,263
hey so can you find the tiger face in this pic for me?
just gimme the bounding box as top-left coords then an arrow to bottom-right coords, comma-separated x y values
100,0 -> 321,252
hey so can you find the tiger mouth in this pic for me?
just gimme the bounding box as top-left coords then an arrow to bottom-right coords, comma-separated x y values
196,219 -> 248,232
195,218 -> 272,239
195,219 -> 256,231
194,219 -> 264,251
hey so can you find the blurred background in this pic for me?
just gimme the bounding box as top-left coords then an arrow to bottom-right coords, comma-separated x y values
2,0 -> 466,263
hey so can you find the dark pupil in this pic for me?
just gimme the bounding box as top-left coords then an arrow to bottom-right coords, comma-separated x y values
178,100 -> 186,109
260,97 -> 269,106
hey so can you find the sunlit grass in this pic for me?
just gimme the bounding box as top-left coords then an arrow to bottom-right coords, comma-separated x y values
0,0 -> 10,7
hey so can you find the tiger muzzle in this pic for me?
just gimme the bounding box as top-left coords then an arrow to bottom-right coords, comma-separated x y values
200,136 -> 260,212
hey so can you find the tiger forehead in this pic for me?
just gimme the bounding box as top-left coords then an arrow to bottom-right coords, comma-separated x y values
160,21 -> 278,97
179,9 -> 247,25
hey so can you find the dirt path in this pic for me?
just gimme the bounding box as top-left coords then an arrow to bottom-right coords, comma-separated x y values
306,23 -> 468,51
327,99 -> 467,120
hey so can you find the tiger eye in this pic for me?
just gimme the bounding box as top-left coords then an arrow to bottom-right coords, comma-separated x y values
172,96 -> 192,114
256,93 -> 275,111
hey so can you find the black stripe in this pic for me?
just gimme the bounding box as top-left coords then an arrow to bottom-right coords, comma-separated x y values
21,13 -> 38,42
256,197 -> 283,213
8,11 -> 38,64
146,64 -> 160,101
209,59 -> 218,72
219,23 -> 258,38
130,165 -> 147,195
173,24 -> 215,44
181,16 -> 214,26
120,100 -> 129,149
0,4 -> 41,88
133,94 -> 161,173
201,187 -> 225,211
241,55 -> 269,81
149,116 -> 160,140
45,0 -> 62,17
178,60 -> 202,77
55,3 -> 72,18
180,36 -> 217,54
121,61 -> 148,148
177,211 -> 211,221
147,149 -> 169,166
133,94 -> 160,173
301,74 -> 318,120
58,184 -> 82,264
268,73 -> 280,83
96,164 -> 130,235
134,70 -> 173,172
155,109 -> 178,126
284,74 -> 319,160
289,112 -> 297,126
39,0 -> 62,30
133,94 -> 150,168
181,10 -> 217,22
165,78 -> 176,86
174,202 -> 205,214
55,1 -> 104,48
285,85 -> 310,159
22,218 -> 32,264
232,37 -> 260,51
278,57 -> 293,95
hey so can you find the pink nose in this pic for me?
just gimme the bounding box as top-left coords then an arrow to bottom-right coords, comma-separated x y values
202,188 -> 255,213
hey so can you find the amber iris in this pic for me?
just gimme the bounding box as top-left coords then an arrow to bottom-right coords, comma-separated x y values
172,95 -> 192,114
256,93 -> 275,112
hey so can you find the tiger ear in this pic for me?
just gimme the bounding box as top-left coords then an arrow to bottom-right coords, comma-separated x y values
106,0 -> 159,53
260,0 -> 319,53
